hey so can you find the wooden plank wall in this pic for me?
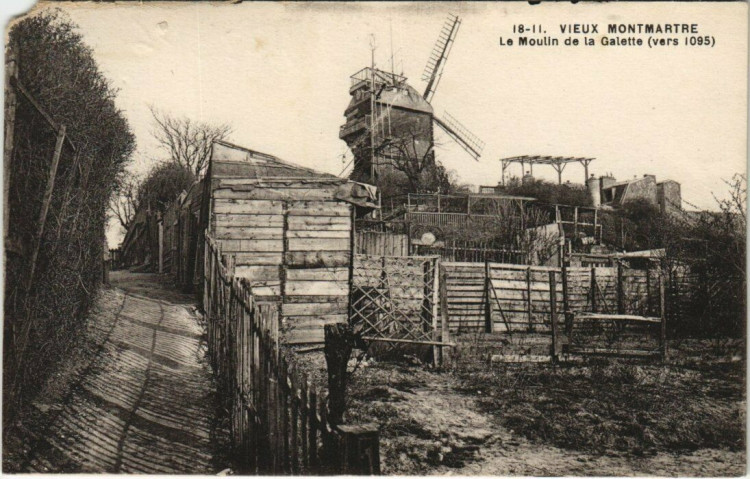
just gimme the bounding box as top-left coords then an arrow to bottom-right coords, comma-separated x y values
355,231 -> 409,257
622,268 -> 654,317
161,202 -> 178,274
442,263 -> 486,333
210,178 -> 353,344
593,267 -> 618,313
443,262 -> 653,334
487,264 -> 565,333
171,182 -> 205,292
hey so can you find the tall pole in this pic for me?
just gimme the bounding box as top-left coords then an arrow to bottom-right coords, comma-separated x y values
27,125 -> 66,292
4,41 -> 18,249
583,160 -> 589,183
158,219 -> 164,274
390,20 -> 396,80
369,36 -> 376,186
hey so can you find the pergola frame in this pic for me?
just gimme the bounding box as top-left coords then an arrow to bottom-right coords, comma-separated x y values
500,155 -> 596,185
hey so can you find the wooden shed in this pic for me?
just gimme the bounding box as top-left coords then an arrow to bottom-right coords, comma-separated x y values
205,140 -> 377,343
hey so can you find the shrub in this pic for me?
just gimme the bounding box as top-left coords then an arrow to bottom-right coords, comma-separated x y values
137,161 -> 195,213
3,9 -> 135,426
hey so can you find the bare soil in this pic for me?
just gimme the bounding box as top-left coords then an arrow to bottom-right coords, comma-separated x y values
346,350 -> 746,476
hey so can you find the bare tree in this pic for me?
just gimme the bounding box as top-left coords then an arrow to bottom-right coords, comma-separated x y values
108,173 -> 140,231
483,202 -> 560,265
376,126 -> 451,194
715,173 -> 746,232
439,199 -> 560,265
149,106 -> 232,176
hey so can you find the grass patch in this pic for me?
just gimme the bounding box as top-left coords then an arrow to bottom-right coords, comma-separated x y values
456,359 -> 745,455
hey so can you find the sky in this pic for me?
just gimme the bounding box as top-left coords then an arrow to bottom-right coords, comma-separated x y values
9,2 -> 748,247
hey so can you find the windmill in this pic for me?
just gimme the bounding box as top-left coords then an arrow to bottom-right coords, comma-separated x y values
339,14 -> 484,188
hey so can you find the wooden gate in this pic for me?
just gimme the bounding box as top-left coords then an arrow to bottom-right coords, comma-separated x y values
350,254 -> 443,347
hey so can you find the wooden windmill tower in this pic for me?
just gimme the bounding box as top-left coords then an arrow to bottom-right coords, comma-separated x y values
339,14 -> 485,191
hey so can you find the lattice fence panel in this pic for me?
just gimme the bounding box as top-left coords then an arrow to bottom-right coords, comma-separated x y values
350,254 -> 439,345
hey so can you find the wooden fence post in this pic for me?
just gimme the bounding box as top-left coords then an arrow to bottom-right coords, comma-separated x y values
158,219 -> 164,274
432,258 -> 440,367
561,262 -> 572,336
590,267 -> 597,313
26,124 -> 66,292
659,271 -> 667,361
227,253 -> 236,278
439,263 -> 449,365
646,264 -> 652,315
290,369 -> 299,475
549,271 -> 559,363
324,323 -> 353,426
616,261 -> 624,314
484,261 -> 492,333
204,237 -> 210,313
337,424 -> 381,475
526,266 -> 533,332
308,387 -> 319,472
4,40 -> 18,250
300,379 -> 309,472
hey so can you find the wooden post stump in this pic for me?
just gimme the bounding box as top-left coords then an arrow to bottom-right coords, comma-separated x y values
549,271 -> 559,363
324,323 -> 353,426
337,424 -> 381,475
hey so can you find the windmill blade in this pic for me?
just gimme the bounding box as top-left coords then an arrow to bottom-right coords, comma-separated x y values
422,14 -> 461,102
434,111 -> 485,161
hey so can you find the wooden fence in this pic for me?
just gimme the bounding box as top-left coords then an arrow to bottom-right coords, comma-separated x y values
404,211 -> 496,228
443,262 -> 661,334
355,229 -> 529,265
204,235 -> 380,474
442,261 -> 667,360
355,230 -> 409,256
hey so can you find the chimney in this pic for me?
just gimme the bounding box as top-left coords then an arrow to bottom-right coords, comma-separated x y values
600,175 -> 616,190
586,174 -> 601,207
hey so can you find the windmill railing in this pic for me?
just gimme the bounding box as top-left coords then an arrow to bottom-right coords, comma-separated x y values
339,116 -> 367,138
349,67 -> 406,90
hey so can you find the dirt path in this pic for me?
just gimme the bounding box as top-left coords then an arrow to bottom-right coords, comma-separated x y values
16,272 -> 224,473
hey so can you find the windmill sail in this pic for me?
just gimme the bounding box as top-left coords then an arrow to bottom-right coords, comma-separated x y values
434,111 -> 485,161
422,14 -> 461,102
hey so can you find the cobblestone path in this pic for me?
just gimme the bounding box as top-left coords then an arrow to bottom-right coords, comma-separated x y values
22,272 -> 223,473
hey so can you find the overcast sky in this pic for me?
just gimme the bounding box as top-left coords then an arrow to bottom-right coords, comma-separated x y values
17,2 -> 748,246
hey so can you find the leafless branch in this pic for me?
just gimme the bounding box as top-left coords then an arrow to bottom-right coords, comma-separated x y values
149,105 -> 233,176
108,173 -> 140,231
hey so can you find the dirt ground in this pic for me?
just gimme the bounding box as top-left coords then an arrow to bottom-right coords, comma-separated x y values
6,271 -> 744,475
346,351 -> 746,476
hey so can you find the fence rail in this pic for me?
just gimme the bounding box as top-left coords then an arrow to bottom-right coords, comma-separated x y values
415,241 -> 528,264
203,234 -> 380,475
404,211 -> 497,228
